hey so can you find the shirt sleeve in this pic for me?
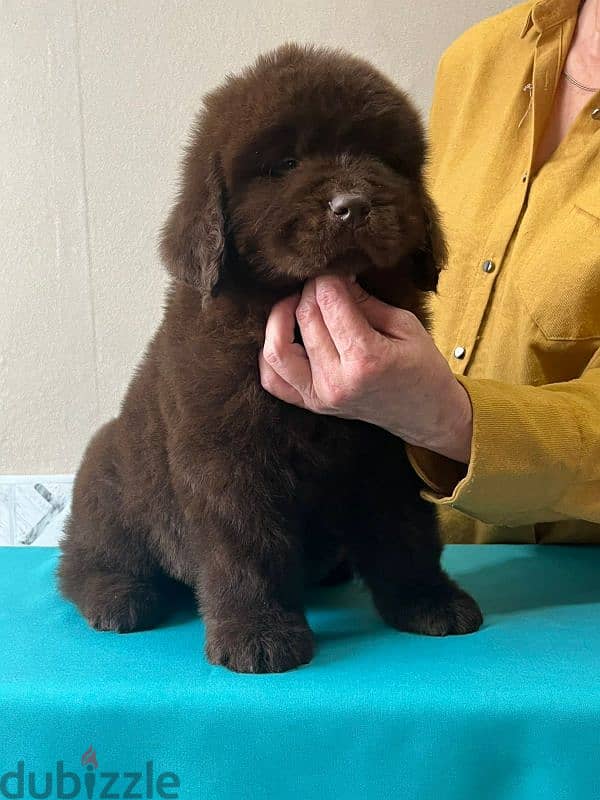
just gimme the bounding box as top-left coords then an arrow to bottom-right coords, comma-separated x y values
406,349 -> 600,527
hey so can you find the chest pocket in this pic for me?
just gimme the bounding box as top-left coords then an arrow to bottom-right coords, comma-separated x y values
516,187 -> 600,341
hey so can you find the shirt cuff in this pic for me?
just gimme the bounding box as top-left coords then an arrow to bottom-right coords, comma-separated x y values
406,374 -> 581,526
405,444 -> 468,498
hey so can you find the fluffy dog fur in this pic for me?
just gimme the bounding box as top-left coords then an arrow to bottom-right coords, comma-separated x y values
59,44 -> 482,673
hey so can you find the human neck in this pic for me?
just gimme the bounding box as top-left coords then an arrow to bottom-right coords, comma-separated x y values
574,0 -> 600,65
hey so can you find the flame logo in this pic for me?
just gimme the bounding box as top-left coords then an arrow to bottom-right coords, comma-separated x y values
81,746 -> 98,769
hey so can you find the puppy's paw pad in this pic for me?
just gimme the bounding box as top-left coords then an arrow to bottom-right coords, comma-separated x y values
206,616 -> 314,673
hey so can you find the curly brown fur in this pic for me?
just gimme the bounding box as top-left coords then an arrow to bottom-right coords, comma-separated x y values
59,44 -> 482,673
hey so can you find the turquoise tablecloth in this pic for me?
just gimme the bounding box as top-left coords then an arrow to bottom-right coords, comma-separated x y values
1,545 -> 599,800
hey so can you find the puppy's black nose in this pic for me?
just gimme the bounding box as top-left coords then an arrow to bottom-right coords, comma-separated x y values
329,193 -> 371,223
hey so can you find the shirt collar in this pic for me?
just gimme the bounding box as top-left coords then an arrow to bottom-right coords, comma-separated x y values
520,0 -> 581,37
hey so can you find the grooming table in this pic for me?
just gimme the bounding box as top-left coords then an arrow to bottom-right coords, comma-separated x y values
1,546 -> 599,800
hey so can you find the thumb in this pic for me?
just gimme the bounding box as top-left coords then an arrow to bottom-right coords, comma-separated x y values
348,280 -> 424,340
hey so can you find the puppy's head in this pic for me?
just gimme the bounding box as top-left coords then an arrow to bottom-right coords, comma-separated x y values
161,44 -> 446,304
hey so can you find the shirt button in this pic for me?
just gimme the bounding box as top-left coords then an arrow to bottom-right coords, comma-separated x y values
453,346 -> 466,360
592,107 -> 600,121
521,173 -> 528,183
482,259 -> 496,274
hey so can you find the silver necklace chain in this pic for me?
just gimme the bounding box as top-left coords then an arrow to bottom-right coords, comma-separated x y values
562,69 -> 600,93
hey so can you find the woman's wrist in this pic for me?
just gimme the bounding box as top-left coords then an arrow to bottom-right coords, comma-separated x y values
426,381 -> 473,463
388,379 -> 473,464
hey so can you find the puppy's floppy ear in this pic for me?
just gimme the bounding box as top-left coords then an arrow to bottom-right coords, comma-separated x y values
411,191 -> 447,293
160,153 -> 226,303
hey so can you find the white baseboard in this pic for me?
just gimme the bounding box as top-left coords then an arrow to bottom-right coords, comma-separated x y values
0,475 -> 74,547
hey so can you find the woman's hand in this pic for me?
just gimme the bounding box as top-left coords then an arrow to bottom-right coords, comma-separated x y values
259,275 -> 473,463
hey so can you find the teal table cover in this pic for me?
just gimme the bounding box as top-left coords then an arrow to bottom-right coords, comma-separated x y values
1,545 -> 599,800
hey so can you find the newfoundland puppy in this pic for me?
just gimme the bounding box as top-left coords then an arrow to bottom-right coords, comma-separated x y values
59,44 -> 482,672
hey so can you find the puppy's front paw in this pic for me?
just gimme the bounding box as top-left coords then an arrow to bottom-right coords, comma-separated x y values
377,580 -> 483,637
81,573 -> 165,633
205,612 -> 314,673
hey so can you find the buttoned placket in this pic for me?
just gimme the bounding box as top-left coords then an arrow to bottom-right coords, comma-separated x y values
448,12 -> 579,375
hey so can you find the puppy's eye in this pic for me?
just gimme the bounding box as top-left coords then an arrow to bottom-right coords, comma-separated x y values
267,157 -> 298,177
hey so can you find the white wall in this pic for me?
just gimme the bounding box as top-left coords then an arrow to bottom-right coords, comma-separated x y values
1,0 -> 513,474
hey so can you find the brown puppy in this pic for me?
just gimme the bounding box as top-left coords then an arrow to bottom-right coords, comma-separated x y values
59,44 -> 482,673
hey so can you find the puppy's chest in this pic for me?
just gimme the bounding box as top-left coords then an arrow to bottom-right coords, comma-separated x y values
280,406 -> 362,479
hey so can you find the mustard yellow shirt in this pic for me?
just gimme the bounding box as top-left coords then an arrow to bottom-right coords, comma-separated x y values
408,0 -> 600,543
